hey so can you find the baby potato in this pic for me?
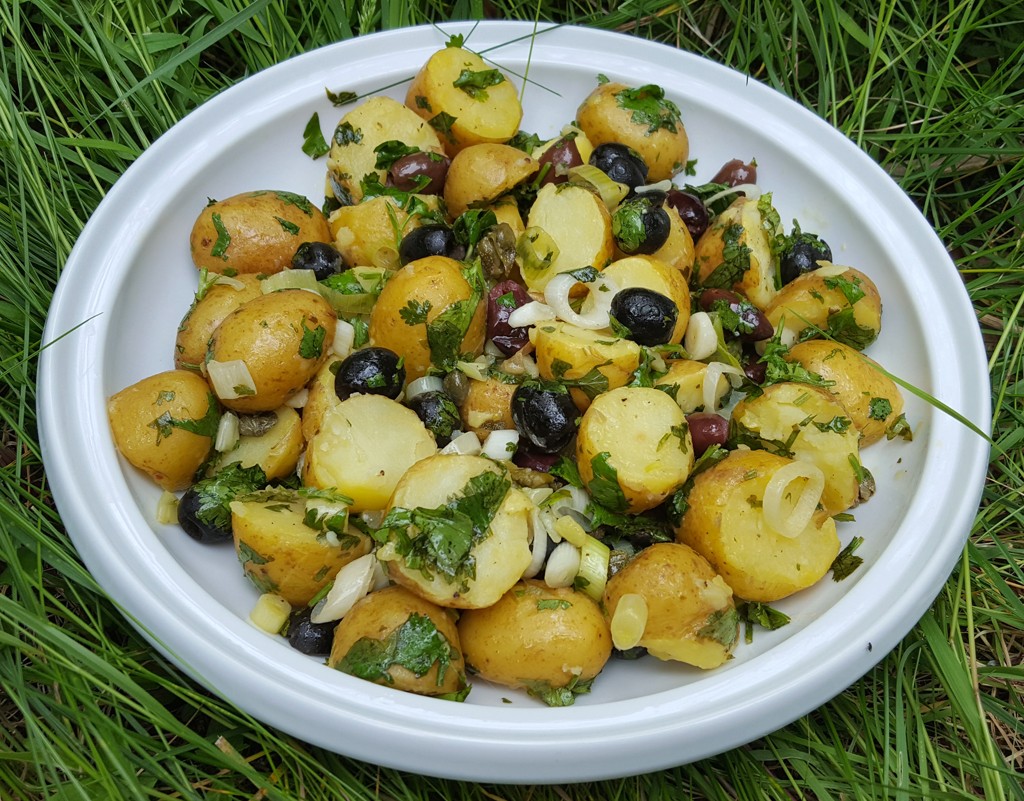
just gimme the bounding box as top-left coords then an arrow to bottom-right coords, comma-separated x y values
731,381 -> 864,515
301,357 -> 342,441
785,340 -> 905,447
676,449 -> 840,602
174,275 -> 263,371
303,394 -> 437,512
575,81 -> 689,182
600,255 -> 691,344
108,370 -> 218,492
376,454 -> 532,609
459,376 -> 516,436
458,580 -> 611,702
405,45 -> 523,155
576,386 -> 694,514
207,289 -> 336,413
483,197 -> 526,241
653,359 -> 731,414
765,264 -> 882,350
368,256 -> 486,380
444,143 -> 539,218
532,320 -> 642,410
522,183 -> 615,292
693,195 -> 782,310
603,542 -> 737,669
209,406 -> 303,481
329,585 -> 467,698
329,194 -> 443,270
231,493 -> 373,606
639,203 -> 695,276
190,190 -> 331,276
326,96 -> 445,206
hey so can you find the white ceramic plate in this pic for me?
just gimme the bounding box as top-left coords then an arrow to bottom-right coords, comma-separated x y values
39,21 -> 990,783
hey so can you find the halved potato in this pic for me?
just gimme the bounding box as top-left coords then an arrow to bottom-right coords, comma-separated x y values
653,359 -> 731,414
174,275 -> 263,371
210,406 -> 303,481
329,194 -> 443,271
600,255 -> 691,344
444,143 -> 538,218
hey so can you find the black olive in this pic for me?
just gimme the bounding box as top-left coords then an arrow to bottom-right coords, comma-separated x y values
589,143 -> 649,193
609,288 -> 678,346
780,231 -> 832,284
334,347 -> 405,401
511,384 -> 578,453
611,195 -> 671,255
285,607 -> 335,656
408,390 -> 461,446
398,224 -> 463,265
665,189 -> 710,241
177,485 -> 233,544
612,645 -> 649,660
291,241 -> 345,280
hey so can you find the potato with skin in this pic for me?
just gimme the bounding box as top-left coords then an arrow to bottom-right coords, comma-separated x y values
190,190 -> 331,276
639,203 -> 695,276
693,195 -> 782,310
765,263 -> 882,350
459,376 -> 516,436
405,46 -> 522,155
301,357 -> 342,441
785,340 -> 906,446
326,96 -> 445,206
576,82 -> 689,182
576,386 -> 694,514
108,370 -> 218,491
231,493 -> 373,606
329,585 -> 467,697
604,542 -> 737,669
207,289 -> 336,413
458,580 -> 611,701
174,275 -> 263,371
303,394 -> 437,512
209,406 -> 303,481
676,449 -> 840,602
444,143 -> 539,218
376,454 -> 532,609
653,359 -> 731,414
731,381 -> 864,516
329,194 -> 443,271
368,256 -> 486,380
600,255 -> 691,344
522,183 -> 615,292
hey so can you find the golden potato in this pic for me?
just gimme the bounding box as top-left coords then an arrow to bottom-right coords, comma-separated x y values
174,275 -> 263,371
576,386 -> 694,514
368,255 -> 486,379
600,255 -> 691,344
444,143 -> 539,218
785,340 -> 906,446
693,195 -> 782,310
231,492 -> 373,606
329,194 -> 443,270
639,203 -> 695,276
458,580 -> 611,703
376,454 -> 532,609
405,45 -> 522,155
209,406 -> 303,481
483,197 -> 526,241
108,369 -> 217,491
301,357 -> 342,441
459,376 -> 516,436
190,190 -> 330,276
575,82 -> 689,182
303,394 -> 437,512
329,585 -> 468,698
765,264 -> 882,350
603,542 -> 737,669
676,449 -> 840,602
522,183 -> 615,292
653,359 -> 731,414
731,381 -> 863,515
207,289 -> 336,413
326,96 -> 445,206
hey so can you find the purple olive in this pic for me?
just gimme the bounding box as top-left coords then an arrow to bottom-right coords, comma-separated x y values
710,158 -> 757,187
512,446 -> 560,472
686,412 -> 730,457
389,151 -> 451,195
698,288 -> 773,342
665,189 -> 710,242
487,280 -> 533,356
538,135 -> 583,186
743,357 -> 767,384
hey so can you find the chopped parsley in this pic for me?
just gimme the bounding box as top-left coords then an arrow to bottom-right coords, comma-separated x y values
586,452 -> 628,514
275,216 -> 300,235
536,599 -> 573,611
813,307 -> 878,350
298,320 -> 327,359
149,392 -> 221,443
184,463 -> 268,535
373,140 -> 422,170
823,273 -> 866,306
428,112 -> 457,140
831,536 -> 865,581
453,68 -> 505,100
696,606 -> 740,648
210,213 -> 231,261
521,675 -> 594,707
326,88 -> 358,106
738,601 -> 791,644
868,397 -> 893,420
333,122 -> 363,146
700,223 -> 750,290
301,112 -> 330,159
400,299 -> 433,326
812,416 -> 853,434
614,83 -> 682,135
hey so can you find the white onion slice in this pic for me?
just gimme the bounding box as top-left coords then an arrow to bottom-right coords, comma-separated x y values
635,179 -> 673,194
507,300 -> 556,328
684,312 -> 718,360
702,362 -> 745,414
481,429 -> 519,461
310,553 -> 377,624
405,375 -> 445,403
441,431 -> 482,455
543,272 -> 619,330
213,275 -> 246,291
206,359 -> 256,401
544,541 -> 581,588
214,411 -> 240,452
331,318 -> 355,358
762,461 -> 826,538
704,182 -> 762,208
812,262 -> 850,278
284,388 -> 308,409
260,268 -> 319,294
522,524 -> 549,580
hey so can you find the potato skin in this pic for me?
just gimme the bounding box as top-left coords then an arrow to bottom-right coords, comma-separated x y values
368,256 -> 486,380
785,340 -> 905,447
209,406 -> 303,481
329,585 -> 467,697
329,194 -> 443,271
174,275 -> 263,371
190,190 -> 330,275
301,357 -> 342,442
108,370 -> 217,491
459,377 -> 517,436
604,542 -> 737,669
675,449 -> 840,602
575,82 -> 689,182
458,580 -> 611,696
208,289 -> 336,413
444,143 -> 539,218
601,255 -> 691,344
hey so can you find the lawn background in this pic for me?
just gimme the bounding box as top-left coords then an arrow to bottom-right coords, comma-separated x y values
1,1 -> 1022,798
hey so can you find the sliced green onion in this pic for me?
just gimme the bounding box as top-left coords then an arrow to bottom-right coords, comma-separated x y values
249,593 -> 291,634
261,268 -> 320,294
155,491 -> 179,525
576,534 -> 611,601
567,164 -> 629,209
214,411 -> 240,452
544,541 -> 581,589
516,226 -> 560,284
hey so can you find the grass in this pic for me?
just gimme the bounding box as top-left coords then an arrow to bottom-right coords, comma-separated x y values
2,0 -> 1022,798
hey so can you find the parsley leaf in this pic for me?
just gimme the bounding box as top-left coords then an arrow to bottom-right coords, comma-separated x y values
326,88 -> 358,106
700,223 -> 750,290
586,452 -> 628,513
299,320 -> 326,359
453,68 -> 505,100
186,462 -> 268,535
210,213 -> 231,261
738,601 -> 791,643
868,397 -> 893,420
149,392 -> 221,443
614,83 -> 682,134
697,606 -> 740,648
400,299 -> 433,326
521,675 -> 594,707
831,536 -> 864,581
333,122 -> 362,146
373,140 -> 421,170
301,112 -> 330,159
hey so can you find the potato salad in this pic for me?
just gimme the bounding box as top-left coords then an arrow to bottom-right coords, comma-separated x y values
107,38 -> 912,706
